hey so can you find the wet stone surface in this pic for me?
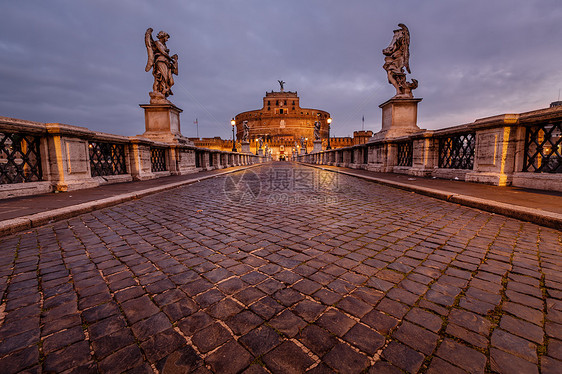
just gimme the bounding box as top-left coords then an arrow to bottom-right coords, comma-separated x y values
0,162 -> 561,373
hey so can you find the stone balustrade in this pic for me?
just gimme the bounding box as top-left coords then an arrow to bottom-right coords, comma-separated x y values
299,105 -> 562,192
0,117 -> 264,199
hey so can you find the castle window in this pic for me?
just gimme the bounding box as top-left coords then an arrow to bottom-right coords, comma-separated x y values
292,107 -> 295,110
276,100 -> 279,105
292,101 -> 295,105
268,107 -> 271,111
268,100 -> 270,105
280,109 -> 284,114
284,100 -> 287,105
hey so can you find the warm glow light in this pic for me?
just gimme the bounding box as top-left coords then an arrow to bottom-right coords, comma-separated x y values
327,117 -> 332,124
231,118 -> 235,126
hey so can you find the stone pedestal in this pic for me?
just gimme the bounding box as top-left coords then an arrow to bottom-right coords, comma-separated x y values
300,148 -> 306,155
241,141 -> 251,154
313,140 -> 322,153
258,148 -> 264,157
371,98 -> 422,141
139,102 -> 192,145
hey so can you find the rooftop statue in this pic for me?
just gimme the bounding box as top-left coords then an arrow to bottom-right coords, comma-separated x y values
145,28 -> 178,103
278,80 -> 285,92
382,23 -> 418,99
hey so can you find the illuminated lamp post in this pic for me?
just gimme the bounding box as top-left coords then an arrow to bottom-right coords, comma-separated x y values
231,118 -> 236,152
326,117 -> 332,150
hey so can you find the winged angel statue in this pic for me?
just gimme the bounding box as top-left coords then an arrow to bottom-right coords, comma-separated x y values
382,23 -> 417,98
145,28 -> 178,102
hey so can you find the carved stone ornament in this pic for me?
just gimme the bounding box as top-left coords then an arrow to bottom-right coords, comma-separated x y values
145,28 -> 178,104
382,23 -> 418,99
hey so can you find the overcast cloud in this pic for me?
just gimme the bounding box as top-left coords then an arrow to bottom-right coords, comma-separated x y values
1,0 -> 561,139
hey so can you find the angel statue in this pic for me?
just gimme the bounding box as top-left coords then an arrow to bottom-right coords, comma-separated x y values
313,121 -> 321,140
145,28 -> 178,103
258,137 -> 264,149
382,23 -> 418,99
278,80 -> 285,92
300,136 -> 306,148
242,121 -> 250,142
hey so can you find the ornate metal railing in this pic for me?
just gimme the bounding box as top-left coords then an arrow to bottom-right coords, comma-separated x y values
523,122 -> 562,173
89,141 -> 127,177
0,132 -> 43,184
150,147 -> 167,172
397,141 -> 413,166
195,150 -> 202,168
438,133 -> 475,169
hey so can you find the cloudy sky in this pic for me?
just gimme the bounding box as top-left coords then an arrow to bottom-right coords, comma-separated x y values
1,0 -> 561,139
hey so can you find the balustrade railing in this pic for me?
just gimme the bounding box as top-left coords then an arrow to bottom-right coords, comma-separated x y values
438,133 -> 475,169
523,121 -> 562,173
397,141 -> 413,167
89,141 -> 127,177
0,132 -> 42,184
150,147 -> 167,172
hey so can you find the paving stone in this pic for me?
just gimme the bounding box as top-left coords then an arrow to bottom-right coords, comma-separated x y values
162,297 -> 199,322
140,328 -> 186,364
298,324 -> 338,356
131,312 -> 173,341
503,302 -> 543,326
343,323 -> 385,355
541,356 -> 562,374
500,314 -> 544,344
448,308 -> 491,336
491,328 -> 537,363
446,323 -> 489,349
262,340 -> 314,374
235,287 -> 266,305
361,309 -> 399,335
92,329 -> 136,360
427,357 -> 468,374
239,325 -> 282,356
191,323 -> 231,353
249,296 -> 284,320
206,297 -> 244,319
393,321 -> 439,355
43,341 -> 91,373
177,311 -> 214,336
42,326 -> 84,354
226,310 -> 264,335
317,308 -> 356,337
268,309 -> 307,337
98,344 -> 144,373
337,295 -> 372,318
273,288 -> 304,306
313,288 -> 342,305
324,342 -> 370,373
548,339 -> 562,361
205,340 -> 252,374
382,341 -> 425,373
292,299 -> 326,322
0,328 -> 39,356
405,307 -> 443,333
490,347 -> 539,374
376,298 -> 410,319
121,295 -> 160,324
436,338 -> 487,373
0,345 -> 39,374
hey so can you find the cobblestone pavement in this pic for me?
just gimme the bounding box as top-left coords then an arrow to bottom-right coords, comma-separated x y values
0,162 -> 561,373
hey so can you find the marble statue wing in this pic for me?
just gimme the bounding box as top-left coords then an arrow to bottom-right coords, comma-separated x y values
144,28 -> 155,72
398,24 -> 411,74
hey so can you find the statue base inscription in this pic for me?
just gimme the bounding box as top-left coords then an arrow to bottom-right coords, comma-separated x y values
313,140 -> 322,153
371,97 -> 422,141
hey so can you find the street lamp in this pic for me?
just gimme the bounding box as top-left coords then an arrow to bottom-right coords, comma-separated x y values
326,117 -> 332,150
231,118 -> 236,152
305,138 -> 308,154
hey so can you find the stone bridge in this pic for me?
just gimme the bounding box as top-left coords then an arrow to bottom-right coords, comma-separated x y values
0,162 -> 560,373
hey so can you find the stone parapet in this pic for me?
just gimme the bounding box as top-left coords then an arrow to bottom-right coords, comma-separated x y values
0,116 -> 264,199
299,105 -> 562,192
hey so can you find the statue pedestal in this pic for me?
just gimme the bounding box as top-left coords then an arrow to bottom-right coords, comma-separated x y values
300,148 -> 306,156
371,98 -> 422,141
313,140 -> 322,153
241,141 -> 250,154
139,102 -> 192,144
258,149 -> 264,157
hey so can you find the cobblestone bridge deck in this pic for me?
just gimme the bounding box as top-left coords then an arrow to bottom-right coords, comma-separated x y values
0,163 -> 561,373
